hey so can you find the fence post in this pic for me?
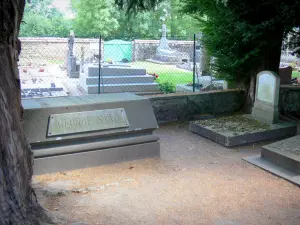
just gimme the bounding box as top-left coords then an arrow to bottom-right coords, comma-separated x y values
98,35 -> 102,94
192,34 -> 196,92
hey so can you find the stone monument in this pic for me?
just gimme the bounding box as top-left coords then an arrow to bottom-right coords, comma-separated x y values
22,93 -> 160,174
147,9 -> 189,64
67,30 -> 80,78
252,71 -> 280,124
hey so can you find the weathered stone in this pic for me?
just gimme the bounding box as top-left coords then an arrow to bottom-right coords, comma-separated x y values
149,91 -> 245,124
43,189 -> 70,197
252,71 -> 280,124
68,222 -> 91,225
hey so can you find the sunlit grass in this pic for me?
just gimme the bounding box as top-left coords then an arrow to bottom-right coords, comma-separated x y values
132,61 -> 193,85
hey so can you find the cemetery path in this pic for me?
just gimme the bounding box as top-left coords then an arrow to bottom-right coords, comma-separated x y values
34,122 -> 300,225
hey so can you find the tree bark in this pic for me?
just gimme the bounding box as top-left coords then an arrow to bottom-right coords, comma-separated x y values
243,28 -> 284,113
0,1 -> 50,224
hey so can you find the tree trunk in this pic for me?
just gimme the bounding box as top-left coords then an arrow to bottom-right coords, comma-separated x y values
243,28 -> 284,113
0,1 -> 49,224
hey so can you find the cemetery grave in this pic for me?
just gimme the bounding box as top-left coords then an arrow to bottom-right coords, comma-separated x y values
22,93 -> 160,175
190,71 -> 297,147
19,64 -> 68,98
245,135 -> 300,186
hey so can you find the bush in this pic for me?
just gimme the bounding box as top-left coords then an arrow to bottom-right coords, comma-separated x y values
159,82 -> 176,94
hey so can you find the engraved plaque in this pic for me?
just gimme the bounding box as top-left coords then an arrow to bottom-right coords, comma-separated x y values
47,108 -> 129,136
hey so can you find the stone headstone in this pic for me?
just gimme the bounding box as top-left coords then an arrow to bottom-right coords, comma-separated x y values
279,66 -> 292,84
67,31 -> 79,78
252,71 -> 280,124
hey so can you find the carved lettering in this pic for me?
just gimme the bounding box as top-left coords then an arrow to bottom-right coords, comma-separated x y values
48,109 -> 129,136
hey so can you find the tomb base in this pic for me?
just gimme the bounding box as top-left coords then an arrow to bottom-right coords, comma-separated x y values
22,93 -> 160,174
244,135 -> 300,186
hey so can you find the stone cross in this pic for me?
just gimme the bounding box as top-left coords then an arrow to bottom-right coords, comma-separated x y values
159,24 -> 169,38
252,71 -> 280,124
68,30 -> 75,56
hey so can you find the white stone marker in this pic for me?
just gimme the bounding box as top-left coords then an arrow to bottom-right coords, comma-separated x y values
252,71 -> 280,124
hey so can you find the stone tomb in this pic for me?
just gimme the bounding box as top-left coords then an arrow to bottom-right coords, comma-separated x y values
245,135 -> 300,186
189,71 -> 297,147
79,63 -> 159,94
22,93 -> 160,174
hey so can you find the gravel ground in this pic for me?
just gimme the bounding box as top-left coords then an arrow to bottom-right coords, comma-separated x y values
34,122 -> 300,225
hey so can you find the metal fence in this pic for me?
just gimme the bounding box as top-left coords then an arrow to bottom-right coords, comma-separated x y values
18,35 -> 229,99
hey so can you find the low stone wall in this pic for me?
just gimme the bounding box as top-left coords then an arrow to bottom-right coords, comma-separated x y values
149,90 -> 245,124
149,87 -> 300,124
19,37 -> 102,65
19,37 -> 193,65
280,85 -> 300,116
133,39 -> 193,61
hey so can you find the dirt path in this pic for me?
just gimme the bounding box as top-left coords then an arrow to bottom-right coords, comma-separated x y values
34,122 -> 300,225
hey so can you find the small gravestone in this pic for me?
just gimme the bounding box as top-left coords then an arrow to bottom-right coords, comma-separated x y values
189,71 -> 296,147
279,66 -> 292,84
252,71 -> 280,124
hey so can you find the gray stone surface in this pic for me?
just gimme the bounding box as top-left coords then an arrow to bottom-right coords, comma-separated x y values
22,93 -> 160,174
279,86 -> 300,116
259,135 -> 300,174
252,71 -> 280,124
189,119 -> 297,147
279,66 -> 292,84
80,64 -> 159,93
149,24 -> 189,64
34,142 -> 160,175
244,155 -> 300,186
149,91 -> 245,124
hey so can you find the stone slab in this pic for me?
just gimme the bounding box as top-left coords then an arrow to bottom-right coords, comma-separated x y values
22,93 -> 160,174
84,83 -> 159,94
145,59 -> 180,65
244,155 -> 300,187
86,65 -> 146,77
86,75 -> 155,85
22,93 -> 158,144
34,141 -> 160,175
189,120 -> 297,147
261,135 -> 300,174
252,71 -> 280,124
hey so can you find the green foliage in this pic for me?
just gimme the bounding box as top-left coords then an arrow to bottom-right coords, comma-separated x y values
181,0 -> 300,82
71,0 -> 119,37
72,0 -> 198,39
20,0 -> 70,37
159,82 -> 176,93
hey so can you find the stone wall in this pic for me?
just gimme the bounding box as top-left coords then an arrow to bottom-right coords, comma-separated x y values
19,37 -> 102,66
132,39 -> 194,61
149,90 -> 245,124
19,37 -> 193,65
280,86 -> 300,116
149,87 -> 300,124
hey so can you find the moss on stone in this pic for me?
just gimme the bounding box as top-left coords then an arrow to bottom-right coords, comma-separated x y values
194,115 -> 271,136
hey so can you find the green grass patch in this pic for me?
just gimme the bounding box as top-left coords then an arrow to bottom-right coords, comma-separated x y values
292,71 -> 300,78
131,61 -> 193,85
47,59 -> 64,65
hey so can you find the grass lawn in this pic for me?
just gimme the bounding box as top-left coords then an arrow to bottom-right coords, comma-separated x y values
292,71 -> 300,78
131,61 -> 193,85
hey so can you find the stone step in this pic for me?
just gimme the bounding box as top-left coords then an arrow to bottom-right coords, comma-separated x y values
84,83 -> 159,94
86,66 -> 147,77
86,75 -> 155,85
261,136 -> 300,174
